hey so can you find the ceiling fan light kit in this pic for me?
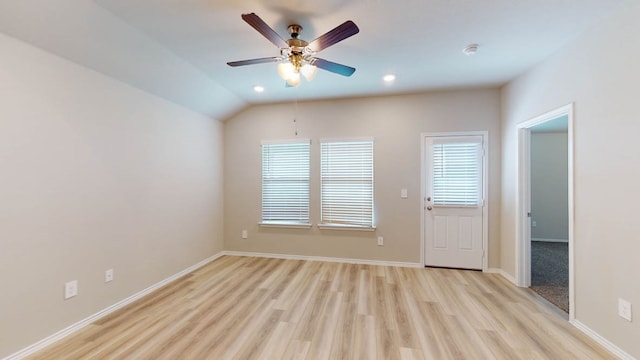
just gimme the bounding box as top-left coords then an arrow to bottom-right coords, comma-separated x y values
277,32 -> 318,86
227,13 -> 359,87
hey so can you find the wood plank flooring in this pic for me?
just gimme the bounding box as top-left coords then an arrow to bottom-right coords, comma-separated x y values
29,256 -> 615,359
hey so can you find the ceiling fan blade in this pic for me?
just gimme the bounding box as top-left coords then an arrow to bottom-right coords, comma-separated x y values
310,57 -> 356,77
307,20 -> 359,52
241,13 -> 289,49
227,57 -> 282,67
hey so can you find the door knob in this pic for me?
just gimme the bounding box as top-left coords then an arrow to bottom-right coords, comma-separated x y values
426,206 -> 432,211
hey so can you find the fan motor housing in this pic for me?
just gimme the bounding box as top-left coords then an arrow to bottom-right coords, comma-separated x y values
286,24 -> 308,53
287,24 -> 303,38
287,38 -> 308,52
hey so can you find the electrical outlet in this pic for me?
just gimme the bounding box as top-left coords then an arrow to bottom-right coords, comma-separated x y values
618,298 -> 632,322
64,280 -> 78,299
532,221 -> 537,227
377,236 -> 384,246
105,269 -> 114,283
242,230 -> 248,239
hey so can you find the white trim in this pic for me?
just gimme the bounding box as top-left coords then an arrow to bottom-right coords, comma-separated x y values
222,251 -> 422,268
261,138 -> 310,145
485,268 -> 517,285
318,136 -> 374,143
516,103 -> 575,321
3,253 -> 225,360
483,136 -> 490,266
531,238 -> 569,243
420,131 -> 489,271
571,320 -> 637,360
316,224 -> 376,232
420,135 -> 427,267
259,222 -> 313,229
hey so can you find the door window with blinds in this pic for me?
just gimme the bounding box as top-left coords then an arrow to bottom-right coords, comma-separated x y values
429,136 -> 483,207
261,140 -> 310,225
320,139 -> 374,229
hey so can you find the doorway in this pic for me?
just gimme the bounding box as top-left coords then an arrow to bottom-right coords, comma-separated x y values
516,104 -> 574,318
530,116 -> 569,312
421,132 -> 488,270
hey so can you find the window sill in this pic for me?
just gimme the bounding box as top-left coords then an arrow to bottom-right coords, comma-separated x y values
317,224 -> 377,232
259,222 -> 313,229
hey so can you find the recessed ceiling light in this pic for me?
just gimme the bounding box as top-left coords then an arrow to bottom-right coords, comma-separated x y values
383,74 -> 396,82
462,44 -> 479,56
253,85 -> 265,93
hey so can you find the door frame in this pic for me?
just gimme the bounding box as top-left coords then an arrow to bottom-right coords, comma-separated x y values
420,131 -> 489,270
515,103 -> 574,320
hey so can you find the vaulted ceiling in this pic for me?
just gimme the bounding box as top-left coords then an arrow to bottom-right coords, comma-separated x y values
0,0 -> 623,120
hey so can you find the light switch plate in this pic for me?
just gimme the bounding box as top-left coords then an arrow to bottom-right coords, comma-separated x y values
105,269 -> 114,283
64,280 -> 78,299
401,188 -> 408,198
618,298 -> 632,322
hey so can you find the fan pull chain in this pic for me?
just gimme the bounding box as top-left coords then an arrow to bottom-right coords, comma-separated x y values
293,98 -> 299,136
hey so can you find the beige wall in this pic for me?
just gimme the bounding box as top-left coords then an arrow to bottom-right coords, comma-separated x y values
501,0 -> 640,356
224,89 -> 501,265
0,34 -> 224,357
5,0 -> 638,356
531,132 -> 569,241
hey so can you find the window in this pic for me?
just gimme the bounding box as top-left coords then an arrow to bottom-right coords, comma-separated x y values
261,140 -> 310,225
320,139 -> 374,229
431,136 -> 483,207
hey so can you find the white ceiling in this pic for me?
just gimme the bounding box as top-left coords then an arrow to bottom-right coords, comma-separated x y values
0,0 -> 623,120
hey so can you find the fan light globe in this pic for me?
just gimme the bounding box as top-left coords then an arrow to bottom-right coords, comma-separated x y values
277,62 -> 295,81
286,72 -> 301,86
300,64 -> 318,81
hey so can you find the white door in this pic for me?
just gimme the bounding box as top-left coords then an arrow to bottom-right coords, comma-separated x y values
424,135 -> 485,270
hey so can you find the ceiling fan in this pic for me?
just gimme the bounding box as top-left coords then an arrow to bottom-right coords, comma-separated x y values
227,13 -> 359,87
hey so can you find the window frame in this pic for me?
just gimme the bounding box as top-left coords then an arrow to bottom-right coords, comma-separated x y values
318,138 -> 375,231
260,139 -> 312,228
429,136 -> 484,208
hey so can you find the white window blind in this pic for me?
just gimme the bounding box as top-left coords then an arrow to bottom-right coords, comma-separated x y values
261,140 -> 310,224
320,139 -> 374,228
431,137 -> 483,207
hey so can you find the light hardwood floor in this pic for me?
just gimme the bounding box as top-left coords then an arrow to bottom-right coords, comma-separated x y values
30,256 -> 615,359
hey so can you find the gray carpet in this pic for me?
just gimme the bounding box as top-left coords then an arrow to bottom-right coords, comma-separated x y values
530,241 -> 569,313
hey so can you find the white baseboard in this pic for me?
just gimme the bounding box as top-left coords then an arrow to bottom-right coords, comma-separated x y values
222,251 -> 423,268
532,238 -> 569,243
3,252 -> 225,360
485,268 -> 517,285
571,320 -> 636,360
9,252 -> 633,360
